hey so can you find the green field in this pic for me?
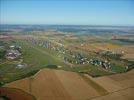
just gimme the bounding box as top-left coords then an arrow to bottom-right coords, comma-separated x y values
0,40 -> 67,84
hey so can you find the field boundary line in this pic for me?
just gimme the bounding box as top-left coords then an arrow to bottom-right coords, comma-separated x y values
86,87 -> 134,100
80,74 -> 108,95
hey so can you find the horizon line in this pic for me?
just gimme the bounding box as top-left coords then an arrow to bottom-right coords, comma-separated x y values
0,24 -> 134,27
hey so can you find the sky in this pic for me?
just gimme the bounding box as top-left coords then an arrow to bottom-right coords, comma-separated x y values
0,0 -> 134,26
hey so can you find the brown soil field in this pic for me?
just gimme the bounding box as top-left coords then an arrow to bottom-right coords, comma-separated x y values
91,43 -> 121,51
0,87 -> 36,100
67,44 -> 101,52
87,70 -> 134,100
90,76 -> 123,93
54,70 -> 100,100
91,70 -> 134,92
4,69 -> 134,100
90,87 -> 134,100
0,35 -> 13,41
70,43 -> 134,61
67,43 -> 121,53
114,45 -> 134,61
4,69 -> 101,100
11,35 -> 33,40
92,44 -> 134,61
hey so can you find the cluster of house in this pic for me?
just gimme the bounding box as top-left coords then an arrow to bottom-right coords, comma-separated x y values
62,49 -> 112,69
64,53 -> 88,65
100,50 -> 123,59
6,45 -> 21,60
31,39 -> 53,49
90,59 -> 111,69
32,39 -> 65,52
30,39 -> 112,70
64,55 -> 111,69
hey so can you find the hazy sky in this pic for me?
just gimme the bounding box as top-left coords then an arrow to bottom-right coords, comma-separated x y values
0,0 -> 134,25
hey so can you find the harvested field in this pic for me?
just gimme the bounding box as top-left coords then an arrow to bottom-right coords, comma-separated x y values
90,87 -> 134,100
114,45 -> 134,60
4,69 -> 101,100
86,70 -> 134,100
0,35 -> 13,41
67,44 -> 100,52
0,87 -> 36,100
90,76 -> 123,92
4,69 -> 134,100
108,69 -> 134,88
67,43 -> 121,52
11,35 -> 33,40
91,70 -> 134,92
91,43 -> 121,51
54,70 -> 100,100
75,43 -> 134,61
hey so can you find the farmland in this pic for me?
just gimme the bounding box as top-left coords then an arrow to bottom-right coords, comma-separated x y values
0,87 -> 36,100
4,69 -> 103,100
0,32 -> 134,84
4,69 -> 134,100
88,69 -> 134,100
0,25 -> 134,100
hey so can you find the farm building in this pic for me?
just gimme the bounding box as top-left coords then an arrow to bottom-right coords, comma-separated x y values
6,50 -> 21,60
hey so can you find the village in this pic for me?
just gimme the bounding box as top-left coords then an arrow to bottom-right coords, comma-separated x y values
0,33 -> 133,87
28,37 -> 129,72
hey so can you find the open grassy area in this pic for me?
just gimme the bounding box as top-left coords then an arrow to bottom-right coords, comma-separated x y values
0,40 -> 68,84
70,65 -> 113,77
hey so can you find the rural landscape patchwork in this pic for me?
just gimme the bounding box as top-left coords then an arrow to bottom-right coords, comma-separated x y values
0,25 -> 134,100
0,0 -> 134,100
